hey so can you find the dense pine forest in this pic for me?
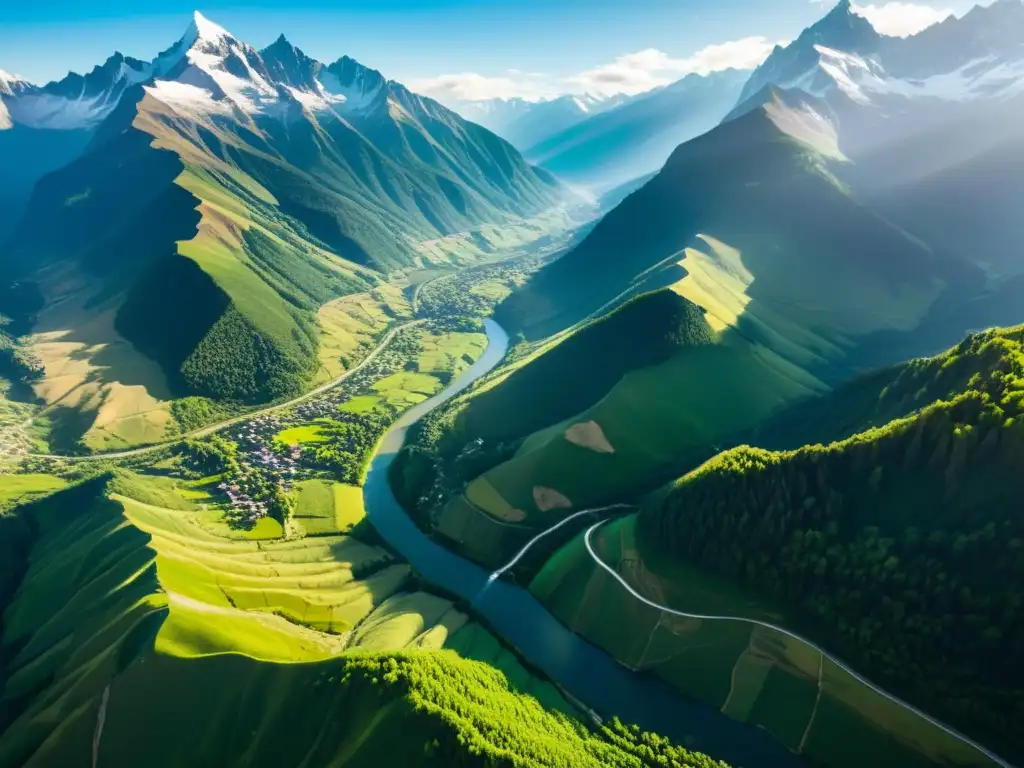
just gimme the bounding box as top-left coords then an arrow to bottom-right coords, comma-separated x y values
645,325 -> 1024,758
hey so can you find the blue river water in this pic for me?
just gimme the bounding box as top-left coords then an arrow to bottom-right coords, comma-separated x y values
362,318 -> 804,767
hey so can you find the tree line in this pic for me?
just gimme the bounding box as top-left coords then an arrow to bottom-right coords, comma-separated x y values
645,326 -> 1024,760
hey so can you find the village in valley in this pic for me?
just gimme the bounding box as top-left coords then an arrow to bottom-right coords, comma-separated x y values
171,320 -> 482,533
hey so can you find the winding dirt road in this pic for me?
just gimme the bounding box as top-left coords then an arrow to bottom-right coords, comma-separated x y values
20,320 -> 423,463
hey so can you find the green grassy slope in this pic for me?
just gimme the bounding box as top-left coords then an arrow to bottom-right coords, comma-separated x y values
403,90 -> 992,569
642,324 -> 1024,761
498,91 -> 952,347
0,472 -> 724,767
0,47 -> 569,446
391,289 -> 725,563
530,513 -> 999,768
457,290 -> 715,445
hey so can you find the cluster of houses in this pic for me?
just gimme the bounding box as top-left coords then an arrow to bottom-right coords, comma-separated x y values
212,415 -> 300,525
199,331 -> 418,527
215,478 -> 271,525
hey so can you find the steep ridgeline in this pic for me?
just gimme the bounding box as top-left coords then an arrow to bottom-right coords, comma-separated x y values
736,0 -> 1024,280
644,324 -> 1024,761
0,12 -> 566,447
0,472 -> 725,768
498,86 -> 951,345
396,86 -> 986,567
526,69 -> 749,191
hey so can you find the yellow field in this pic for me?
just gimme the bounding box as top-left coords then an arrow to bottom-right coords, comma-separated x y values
28,298 -> 174,451
317,283 -> 412,381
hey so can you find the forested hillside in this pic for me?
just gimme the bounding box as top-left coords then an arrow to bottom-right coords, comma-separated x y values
646,324 -> 1024,759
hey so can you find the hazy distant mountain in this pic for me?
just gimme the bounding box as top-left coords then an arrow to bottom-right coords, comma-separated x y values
733,0 -> 1024,278
526,69 -> 750,191
450,92 -> 629,151
0,57 -> 152,234
450,96 -> 533,133
0,12 -> 567,418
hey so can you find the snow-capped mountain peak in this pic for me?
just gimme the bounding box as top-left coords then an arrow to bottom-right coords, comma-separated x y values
734,0 -> 1024,114
738,0 -> 881,104
142,14 -> 392,120
0,51 -> 153,130
188,10 -> 232,45
0,70 -> 34,97
147,14 -> 294,118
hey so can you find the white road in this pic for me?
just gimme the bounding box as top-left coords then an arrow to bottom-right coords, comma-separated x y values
583,518 -> 1012,768
19,320 -> 423,463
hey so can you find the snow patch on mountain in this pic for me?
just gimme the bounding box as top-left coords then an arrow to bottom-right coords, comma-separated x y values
793,43 -> 1024,105
190,10 -> 231,42
0,70 -> 33,97
764,87 -> 846,159
318,69 -> 382,111
4,89 -> 125,129
145,79 -> 234,119
740,0 -> 1024,113
145,13 -> 385,120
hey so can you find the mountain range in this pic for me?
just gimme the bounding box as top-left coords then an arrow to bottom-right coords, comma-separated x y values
419,0 -> 1024,544
3,1 -> 1024,767
525,69 -> 751,191
0,12 -> 569,449
450,92 -> 630,152
730,0 -> 1024,279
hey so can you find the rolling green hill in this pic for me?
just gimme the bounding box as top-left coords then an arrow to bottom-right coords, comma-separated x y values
392,288 -> 728,563
526,324 -> 1023,766
0,471 -> 723,768
498,87 -> 952,347
644,324 -> 1024,760
398,89 -> 977,564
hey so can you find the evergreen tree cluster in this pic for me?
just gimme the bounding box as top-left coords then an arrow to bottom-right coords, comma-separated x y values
181,306 -> 319,404
646,325 -> 1024,758
339,652 -> 729,768
303,411 -> 393,484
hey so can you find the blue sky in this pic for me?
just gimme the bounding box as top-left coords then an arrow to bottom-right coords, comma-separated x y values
0,0 -> 986,100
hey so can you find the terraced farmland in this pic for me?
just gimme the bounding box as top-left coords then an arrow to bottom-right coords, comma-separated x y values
0,471 -> 632,766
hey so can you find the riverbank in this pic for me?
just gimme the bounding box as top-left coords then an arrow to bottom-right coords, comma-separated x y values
362,318 -> 805,768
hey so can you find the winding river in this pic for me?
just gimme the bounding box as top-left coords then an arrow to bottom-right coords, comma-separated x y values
363,318 -> 804,767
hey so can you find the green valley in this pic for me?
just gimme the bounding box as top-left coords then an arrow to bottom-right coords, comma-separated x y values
0,311 -> 726,767
5,2 -> 1024,767
0,15 -> 579,455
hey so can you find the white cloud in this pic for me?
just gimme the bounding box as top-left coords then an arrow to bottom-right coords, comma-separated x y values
571,37 -> 781,96
411,36 -> 781,103
852,2 -> 953,37
408,72 -> 557,102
